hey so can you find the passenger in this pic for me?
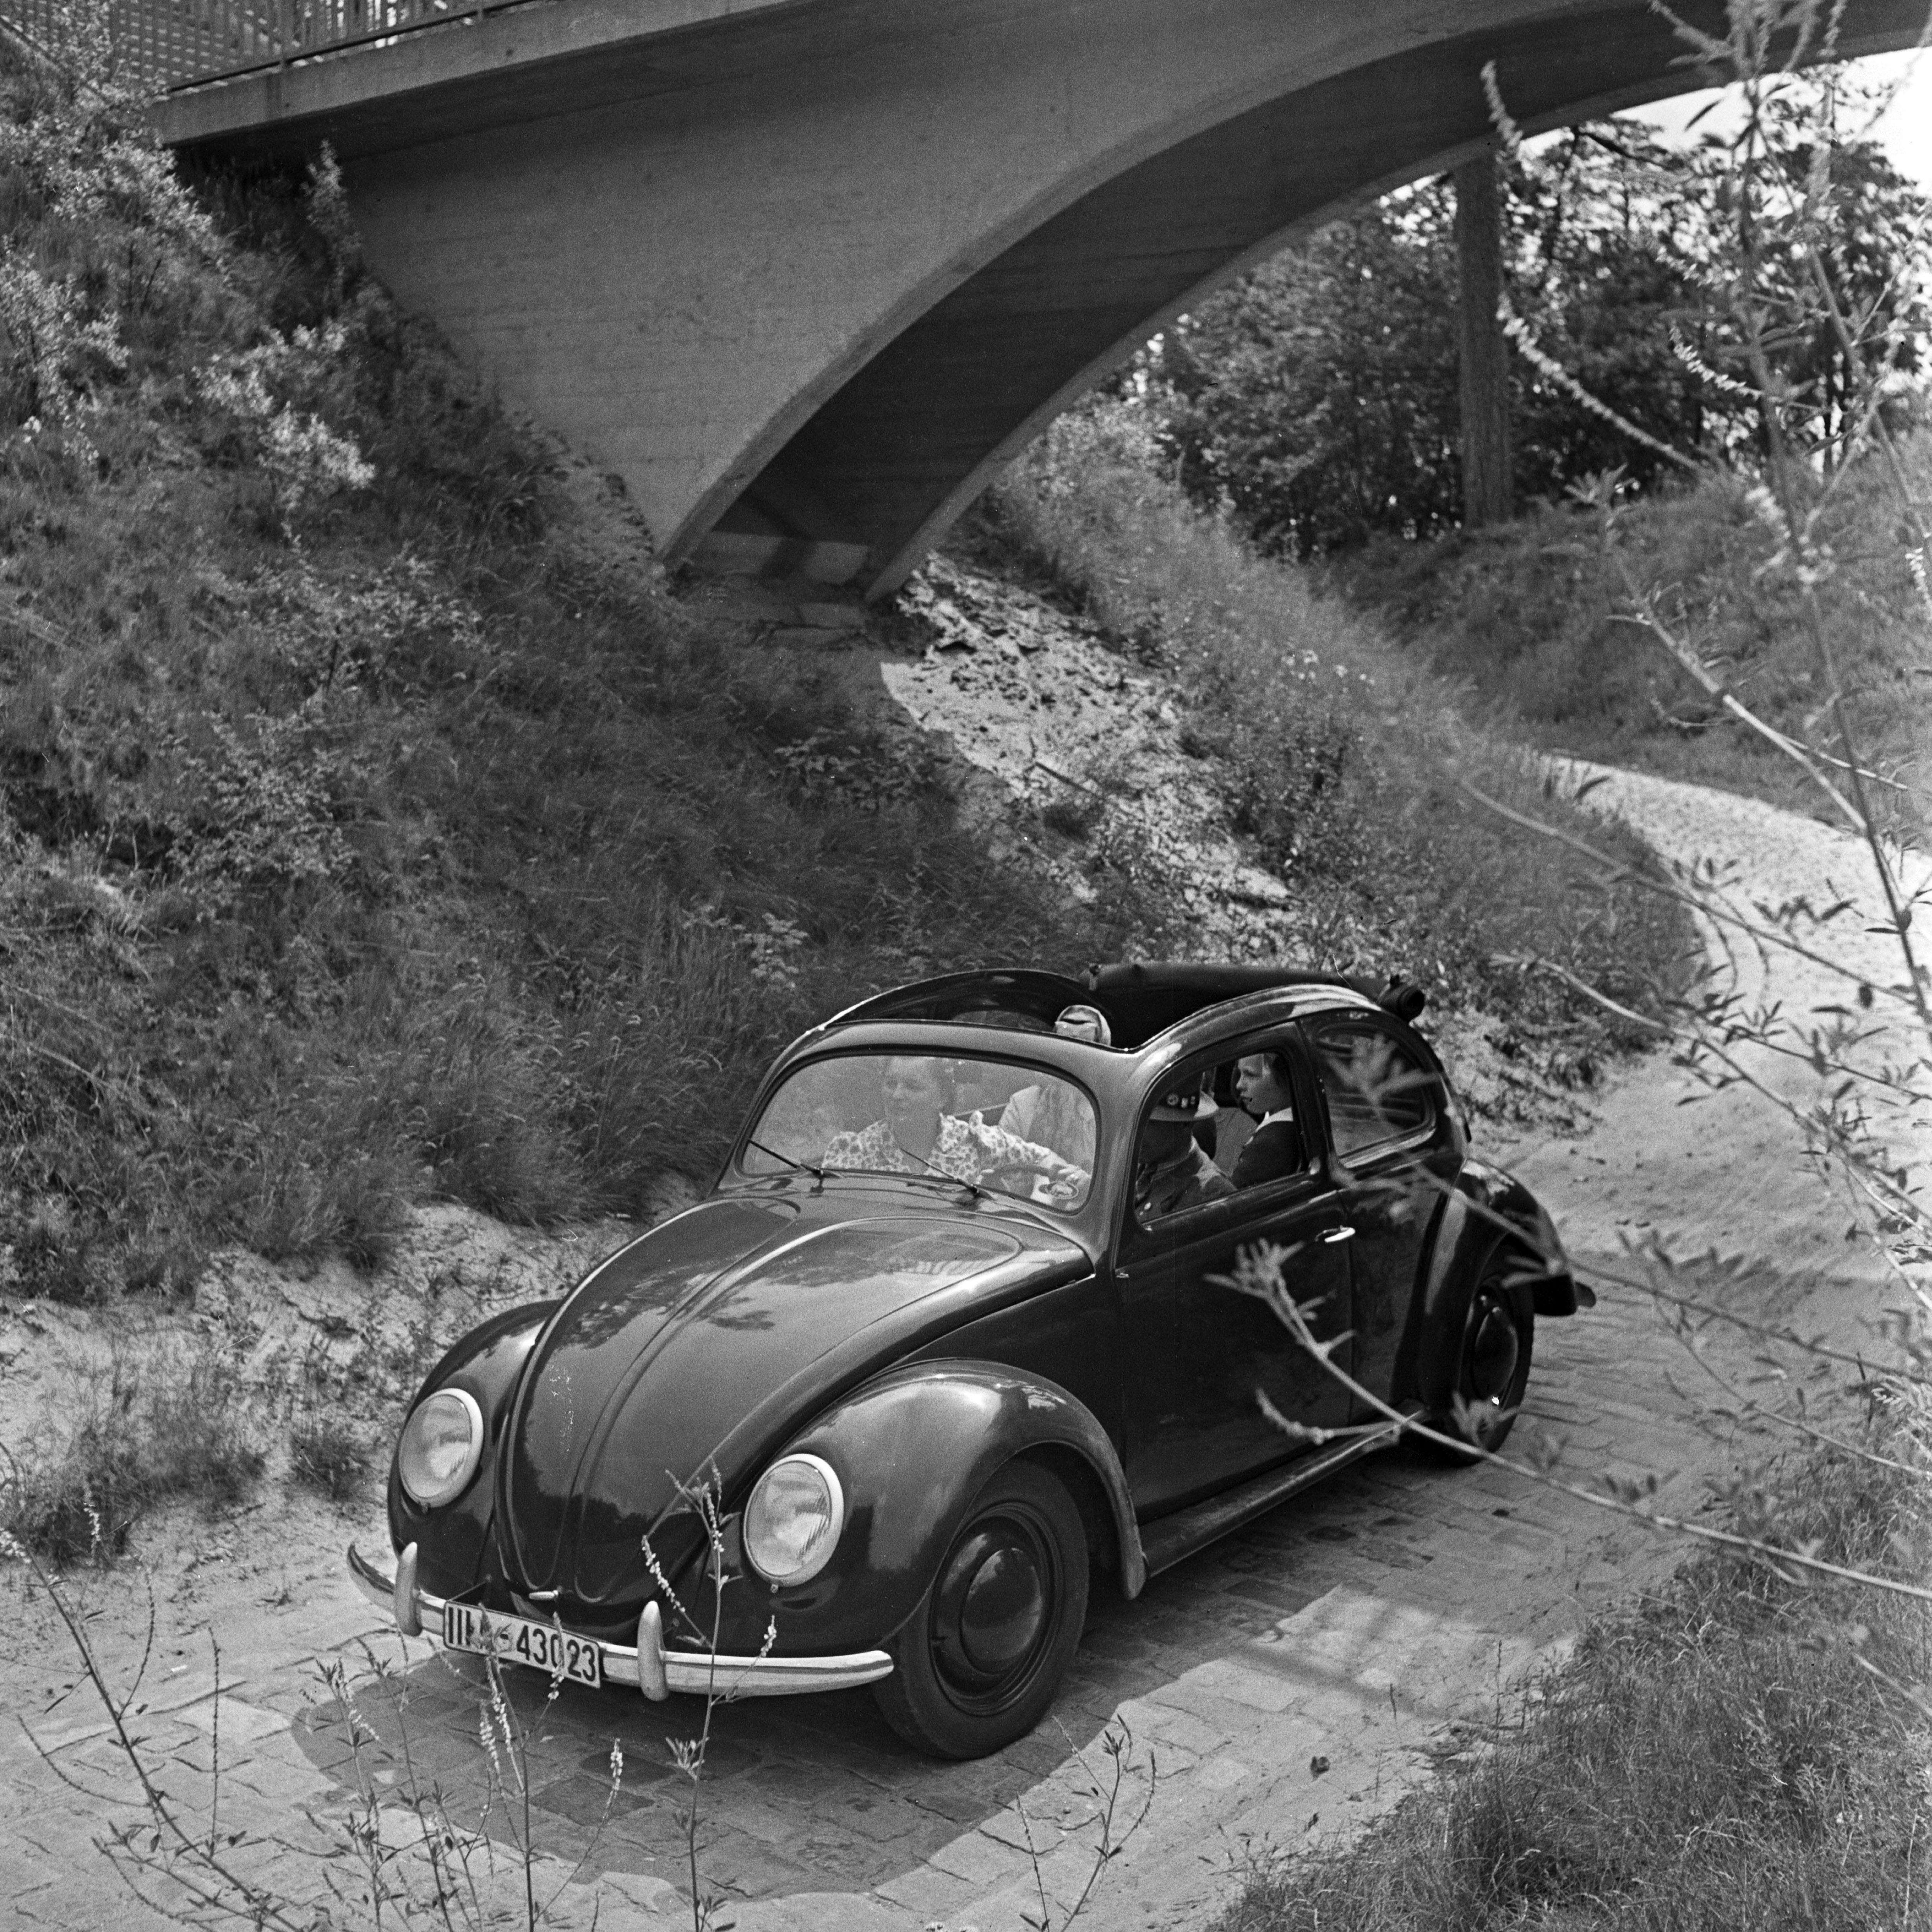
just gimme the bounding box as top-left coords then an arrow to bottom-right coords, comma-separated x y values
824,1056 -> 1087,1201
1231,1050 -> 1303,1188
1001,1003 -> 1110,1168
1133,1080 -> 1235,1221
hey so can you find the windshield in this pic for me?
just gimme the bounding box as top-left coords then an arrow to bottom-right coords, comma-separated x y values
738,1052 -> 1097,1211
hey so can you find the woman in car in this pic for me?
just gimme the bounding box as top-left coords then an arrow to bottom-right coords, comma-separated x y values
825,1055 -> 1089,1201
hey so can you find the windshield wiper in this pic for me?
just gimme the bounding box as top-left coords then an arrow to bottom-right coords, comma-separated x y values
745,1137 -> 828,1182
890,1142 -> 991,1204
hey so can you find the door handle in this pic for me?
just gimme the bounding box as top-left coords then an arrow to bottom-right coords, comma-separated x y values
1320,1226 -> 1356,1244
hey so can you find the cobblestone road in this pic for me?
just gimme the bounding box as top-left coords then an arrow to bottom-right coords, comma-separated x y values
3,1256 -> 1786,1932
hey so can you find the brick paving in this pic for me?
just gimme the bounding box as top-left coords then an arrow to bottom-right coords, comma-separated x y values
1,1248 -> 1809,1932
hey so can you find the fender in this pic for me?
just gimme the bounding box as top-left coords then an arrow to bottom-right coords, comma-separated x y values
709,1360 -> 1145,1659
1394,1163 -> 1583,1413
387,1301 -> 553,1600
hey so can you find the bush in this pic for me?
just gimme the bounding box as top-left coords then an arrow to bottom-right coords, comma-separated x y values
975,399 -> 1691,1047
289,1413 -> 372,1503
1214,1430 -> 1932,1932
1,1339 -> 265,1563
1339,438 -> 1932,834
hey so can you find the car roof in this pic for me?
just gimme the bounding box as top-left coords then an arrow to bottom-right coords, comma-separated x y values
823,961 -> 1424,1052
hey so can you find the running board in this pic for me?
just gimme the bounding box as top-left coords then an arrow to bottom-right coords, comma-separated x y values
1138,1409 -> 1421,1579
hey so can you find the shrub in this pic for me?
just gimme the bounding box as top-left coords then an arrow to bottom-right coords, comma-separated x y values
289,1413 -> 372,1503
1,1339 -> 265,1563
975,398 -> 1691,1047
1214,1430 -> 1932,1932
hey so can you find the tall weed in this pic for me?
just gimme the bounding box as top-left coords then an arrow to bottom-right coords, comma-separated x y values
0,1334 -> 265,1562
1215,1431 -> 1932,1932
1341,438 -> 1932,830
977,400 -> 1690,1044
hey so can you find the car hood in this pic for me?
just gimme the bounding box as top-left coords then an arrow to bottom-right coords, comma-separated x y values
499,1188 -> 1088,1605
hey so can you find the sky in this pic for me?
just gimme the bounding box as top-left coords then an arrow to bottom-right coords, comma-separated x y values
1625,45 -> 1932,188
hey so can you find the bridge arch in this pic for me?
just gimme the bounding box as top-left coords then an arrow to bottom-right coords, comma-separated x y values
155,0 -> 1925,595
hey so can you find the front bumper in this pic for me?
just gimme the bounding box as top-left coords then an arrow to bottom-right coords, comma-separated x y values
347,1543 -> 894,1700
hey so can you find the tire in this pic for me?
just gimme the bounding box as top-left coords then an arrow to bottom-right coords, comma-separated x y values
1426,1254 -> 1534,1463
872,1459 -> 1088,1759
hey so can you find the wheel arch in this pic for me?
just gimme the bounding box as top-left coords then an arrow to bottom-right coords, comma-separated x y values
1394,1168 -> 1571,1415
775,1358 -> 1145,1653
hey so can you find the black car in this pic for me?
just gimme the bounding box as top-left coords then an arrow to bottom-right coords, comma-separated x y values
351,962 -> 1583,1758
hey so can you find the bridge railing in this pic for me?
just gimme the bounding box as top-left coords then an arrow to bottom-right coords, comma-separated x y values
0,0 -> 536,97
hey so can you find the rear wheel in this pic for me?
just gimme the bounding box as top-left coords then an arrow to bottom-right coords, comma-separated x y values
872,1460 -> 1088,1759
1427,1256 -> 1533,1462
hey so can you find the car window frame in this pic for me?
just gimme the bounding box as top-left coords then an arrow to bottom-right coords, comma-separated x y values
1305,1016 -> 1442,1171
1118,1028 -> 1327,1248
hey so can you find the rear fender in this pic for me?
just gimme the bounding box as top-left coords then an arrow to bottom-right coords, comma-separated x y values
387,1301 -> 553,1599
1395,1166 -> 1578,1413
734,1361 -> 1143,1656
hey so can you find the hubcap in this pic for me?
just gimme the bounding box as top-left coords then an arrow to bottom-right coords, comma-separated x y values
1468,1291 -> 1520,1407
931,1509 -> 1055,1709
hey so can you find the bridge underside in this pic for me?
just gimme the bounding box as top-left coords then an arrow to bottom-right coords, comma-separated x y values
159,0 -> 1924,597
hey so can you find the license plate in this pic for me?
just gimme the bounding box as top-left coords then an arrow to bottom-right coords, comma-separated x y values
442,1603 -> 603,1689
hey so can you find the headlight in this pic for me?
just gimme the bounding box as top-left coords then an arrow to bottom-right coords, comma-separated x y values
397,1388 -> 484,1508
743,1453 -> 844,1586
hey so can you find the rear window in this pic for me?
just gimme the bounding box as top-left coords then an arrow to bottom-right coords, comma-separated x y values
1313,1024 -> 1436,1159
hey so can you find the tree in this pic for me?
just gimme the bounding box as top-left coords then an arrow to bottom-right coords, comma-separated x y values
1154,187 -> 1461,556
1454,145 -> 1512,526
1150,103 -> 1929,554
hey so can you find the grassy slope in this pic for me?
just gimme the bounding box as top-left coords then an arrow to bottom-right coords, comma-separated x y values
1337,443 -> 1932,829
970,403 -> 1691,1068
0,60 -> 1137,1301
0,56 -> 1689,1332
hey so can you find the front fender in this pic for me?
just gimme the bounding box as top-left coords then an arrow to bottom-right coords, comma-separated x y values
715,1361 -> 1143,1658
386,1301 -> 553,1599
1394,1163 -> 1580,1413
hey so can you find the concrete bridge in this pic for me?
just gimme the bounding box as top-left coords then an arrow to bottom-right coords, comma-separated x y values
85,0 -> 1932,592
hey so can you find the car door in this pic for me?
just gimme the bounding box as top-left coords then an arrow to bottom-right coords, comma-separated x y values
1114,1040 -> 1356,1518
1305,1016 -> 1458,1417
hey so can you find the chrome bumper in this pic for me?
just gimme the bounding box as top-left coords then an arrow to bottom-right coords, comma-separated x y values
347,1543 -> 893,1699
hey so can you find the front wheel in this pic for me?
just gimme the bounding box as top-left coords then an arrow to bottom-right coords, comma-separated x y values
872,1460 -> 1088,1759
1426,1257 -> 1533,1462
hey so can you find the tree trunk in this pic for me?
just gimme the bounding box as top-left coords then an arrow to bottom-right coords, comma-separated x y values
1455,148 -> 1512,528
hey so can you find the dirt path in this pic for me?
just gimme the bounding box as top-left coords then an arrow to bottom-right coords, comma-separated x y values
3,575 -> 1921,1932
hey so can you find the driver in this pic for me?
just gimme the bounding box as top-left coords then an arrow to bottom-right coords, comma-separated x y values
1133,1079 -> 1234,1221
824,1056 -> 1089,1201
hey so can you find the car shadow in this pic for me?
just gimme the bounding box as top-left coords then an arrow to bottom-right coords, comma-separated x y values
288,1445 -> 1488,1907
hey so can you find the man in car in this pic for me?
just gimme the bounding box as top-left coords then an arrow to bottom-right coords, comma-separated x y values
1134,1079 -> 1235,1221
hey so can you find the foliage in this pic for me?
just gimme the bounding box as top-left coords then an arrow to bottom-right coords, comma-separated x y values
0,1335 -> 264,1562
1214,1431 -> 1932,1932
1153,88 -> 1929,554
976,397 -> 1692,1057
0,42 -> 1132,1299
1155,191 -> 1464,554
1340,434 -> 1932,828
287,1412 -> 372,1502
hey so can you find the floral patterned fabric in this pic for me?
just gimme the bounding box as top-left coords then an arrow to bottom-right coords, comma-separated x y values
823,1113 -> 1080,1193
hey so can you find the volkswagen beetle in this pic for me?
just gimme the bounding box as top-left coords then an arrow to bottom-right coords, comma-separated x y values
350,962 -> 1585,1758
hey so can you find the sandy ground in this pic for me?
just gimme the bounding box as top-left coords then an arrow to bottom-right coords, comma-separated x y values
1,566 -> 1924,1930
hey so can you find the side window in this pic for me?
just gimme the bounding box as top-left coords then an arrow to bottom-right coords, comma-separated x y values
1130,1039 -> 1315,1229
1313,1023 -> 1436,1161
